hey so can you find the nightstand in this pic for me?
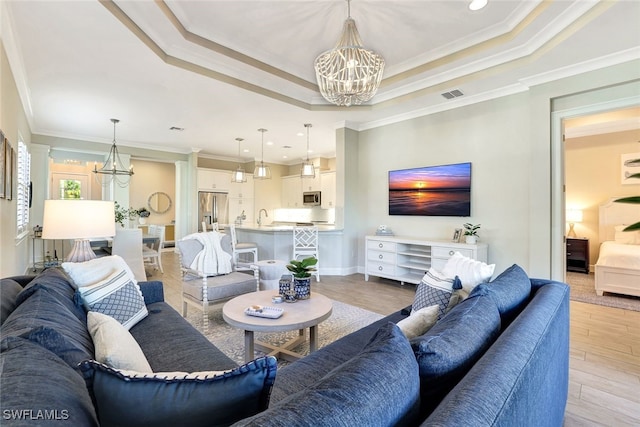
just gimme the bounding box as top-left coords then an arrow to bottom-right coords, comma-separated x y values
566,238 -> 589,274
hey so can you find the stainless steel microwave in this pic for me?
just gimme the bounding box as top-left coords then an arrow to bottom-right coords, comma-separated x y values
303,191 -> 321,206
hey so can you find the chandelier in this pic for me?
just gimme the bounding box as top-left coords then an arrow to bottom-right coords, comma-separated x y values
231,137 -> 247,183
301,124 -> 315,178
253,128 -> 271,180
93,118 -> 134,187
314,0 -> 385,106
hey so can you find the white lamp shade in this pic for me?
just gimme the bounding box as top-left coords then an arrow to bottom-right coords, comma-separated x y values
566,209 -> 583,223
41,200 -> 116,239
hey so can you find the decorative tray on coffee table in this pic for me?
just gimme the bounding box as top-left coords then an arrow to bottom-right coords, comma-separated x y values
244,306 -> 284,319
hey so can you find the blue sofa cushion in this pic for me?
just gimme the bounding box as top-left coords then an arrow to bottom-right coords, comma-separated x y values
0,336 -> 98,426
0,279 -> 23,325
477,264 -> 532,325
15,267 -> 87,323
79,356 -> 278,427
1,287 -> 94,369
233,322 -> 421,427
410,289 -> 501,414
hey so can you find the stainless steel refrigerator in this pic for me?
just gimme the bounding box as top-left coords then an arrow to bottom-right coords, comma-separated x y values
198,191 -> 229,232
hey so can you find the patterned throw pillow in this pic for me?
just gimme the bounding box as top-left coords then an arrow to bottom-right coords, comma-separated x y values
412,268 -> 463,320
78,270 -> 148,330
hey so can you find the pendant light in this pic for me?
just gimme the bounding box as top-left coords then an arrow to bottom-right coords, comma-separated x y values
253,128 -> 271,180
231,137 -> 247,183
93,118 -> 134,187
314,0 -> 385,106
301,123 -> 315,178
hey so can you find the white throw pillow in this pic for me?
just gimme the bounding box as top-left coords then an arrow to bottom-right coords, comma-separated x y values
62,255 -> 137,287
614,225 -> 638,244
442,251 -> 495,293
78,269 -> 148,330
397,305 -> 439,339
88,311 -> 152,372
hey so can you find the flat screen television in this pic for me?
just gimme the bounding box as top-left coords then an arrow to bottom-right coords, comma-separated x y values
389,162 -> 471,216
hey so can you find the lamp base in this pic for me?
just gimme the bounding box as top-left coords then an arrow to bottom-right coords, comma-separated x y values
567,223 -> 577,238
66,239 -> 97,263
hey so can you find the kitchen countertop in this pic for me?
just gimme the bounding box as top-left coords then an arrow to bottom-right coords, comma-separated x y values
236,223 -> 340,232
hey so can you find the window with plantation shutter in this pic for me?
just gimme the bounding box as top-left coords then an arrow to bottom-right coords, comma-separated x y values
16,140 -> 30,236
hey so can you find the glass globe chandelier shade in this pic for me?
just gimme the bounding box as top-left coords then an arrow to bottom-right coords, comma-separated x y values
253,128 -> 271,180
301,123 -> 316,178
314,1 -> 385,107
231,137 -> 247,183
93,118 -> 134,188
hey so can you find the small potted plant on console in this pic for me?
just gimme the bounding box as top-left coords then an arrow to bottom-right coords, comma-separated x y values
138,207 -> 151,224
463,223 -> 481,244
286,256 -> 317,300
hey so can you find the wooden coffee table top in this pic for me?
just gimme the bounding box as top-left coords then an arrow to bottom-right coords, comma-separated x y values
222,290 -> 333,333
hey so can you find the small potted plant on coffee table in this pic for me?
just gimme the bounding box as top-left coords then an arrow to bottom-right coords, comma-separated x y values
286,256 -> 317,300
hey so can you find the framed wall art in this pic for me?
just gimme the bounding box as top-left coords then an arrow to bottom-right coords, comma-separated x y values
7,141 -> 14,201
621,152 -> 640,185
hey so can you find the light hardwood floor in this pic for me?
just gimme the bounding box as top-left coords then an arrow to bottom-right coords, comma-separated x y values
151,252 -> 640,426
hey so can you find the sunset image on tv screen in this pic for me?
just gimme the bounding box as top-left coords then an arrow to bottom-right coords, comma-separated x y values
388,162 -> 471,216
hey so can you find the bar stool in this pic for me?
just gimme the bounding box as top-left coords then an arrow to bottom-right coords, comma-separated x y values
228,224 -> 258,270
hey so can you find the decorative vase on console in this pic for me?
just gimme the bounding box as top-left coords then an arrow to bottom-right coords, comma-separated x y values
286,257 -> 317,300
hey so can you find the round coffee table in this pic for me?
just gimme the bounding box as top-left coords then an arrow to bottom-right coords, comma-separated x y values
222,290 -> 332,362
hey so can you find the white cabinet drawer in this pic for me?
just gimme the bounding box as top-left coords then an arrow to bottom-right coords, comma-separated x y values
367,262 -> 396,276
432,247 -> 473,259
367,240 -> 397,252
367,250 -> 395,263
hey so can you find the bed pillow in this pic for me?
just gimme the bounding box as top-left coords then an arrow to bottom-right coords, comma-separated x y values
397,305 -> 440,339
63,255 -> 137,287
79,356 -> 277,427
87,311 -> 151,372
441,251 -> 495,292
412,268 -> 463,319
77,269 -> 148,330
614,225 -> 639,244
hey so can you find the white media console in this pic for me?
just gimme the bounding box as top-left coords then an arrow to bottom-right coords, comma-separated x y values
365,235 -> 488,285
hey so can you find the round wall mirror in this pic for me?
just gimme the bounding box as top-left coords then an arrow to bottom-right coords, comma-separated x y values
148,191 -> 172,214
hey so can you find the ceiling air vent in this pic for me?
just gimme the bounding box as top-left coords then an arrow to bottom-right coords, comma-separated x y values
441,89 -> 464,100
169,126 -> 184,131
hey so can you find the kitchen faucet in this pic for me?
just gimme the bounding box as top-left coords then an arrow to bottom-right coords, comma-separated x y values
257,208 -> 268,226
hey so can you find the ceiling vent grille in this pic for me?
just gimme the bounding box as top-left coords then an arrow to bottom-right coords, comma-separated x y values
441,89 -> 464,100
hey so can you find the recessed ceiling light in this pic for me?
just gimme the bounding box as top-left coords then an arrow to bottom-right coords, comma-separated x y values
243,149 -> 249,153
296,132 -> 304,137
283,155 -> 288,159
267,141 -> 274,146
469,0 -> 487,11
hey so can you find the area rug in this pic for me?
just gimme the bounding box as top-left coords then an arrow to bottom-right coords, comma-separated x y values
566,272 -> 640,312
185,300 -> 384,365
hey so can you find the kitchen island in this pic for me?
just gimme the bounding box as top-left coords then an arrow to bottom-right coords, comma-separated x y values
235,224 -> 344,276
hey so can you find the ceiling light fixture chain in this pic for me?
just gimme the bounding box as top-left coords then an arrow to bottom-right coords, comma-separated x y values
301,123 -> 315,178
232,137 -> 247,183
314,0 -> 385,107
253,128 -> 271,180
93,118 -> 134,188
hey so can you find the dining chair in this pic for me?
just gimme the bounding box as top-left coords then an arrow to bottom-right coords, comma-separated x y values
228,224 -> 258,271
143,225 -> 165,273
293,226 -> 320,282
111,228 -> 146,282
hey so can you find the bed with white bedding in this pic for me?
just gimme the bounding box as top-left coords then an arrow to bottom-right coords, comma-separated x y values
594,198 -> 640,297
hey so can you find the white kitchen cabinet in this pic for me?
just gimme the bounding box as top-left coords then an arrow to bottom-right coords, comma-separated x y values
320,171 -> 336,208
365,235 -> 488,285
281,175 -> 302,208
229,174 -> 254,199
301,168 -> 321,192
197,168 -> 231,192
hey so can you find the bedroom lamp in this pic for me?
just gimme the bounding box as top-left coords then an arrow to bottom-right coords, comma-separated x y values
41,200 -> 116,262
566,209 -> 583,238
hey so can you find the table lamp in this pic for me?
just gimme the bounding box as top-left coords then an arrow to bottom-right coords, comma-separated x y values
566,209 -> 583,238
41,200 -> 116,262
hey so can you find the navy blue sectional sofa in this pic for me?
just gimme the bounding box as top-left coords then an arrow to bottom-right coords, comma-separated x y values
0,264 -> 569,426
